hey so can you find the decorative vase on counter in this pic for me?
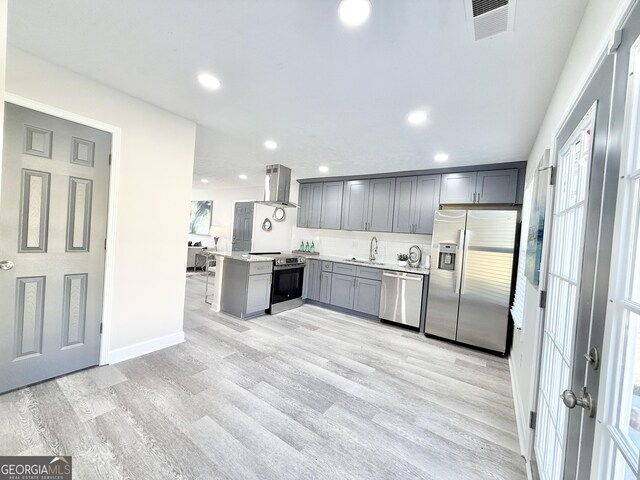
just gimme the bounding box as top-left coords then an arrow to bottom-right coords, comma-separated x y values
398,261 -> 407,267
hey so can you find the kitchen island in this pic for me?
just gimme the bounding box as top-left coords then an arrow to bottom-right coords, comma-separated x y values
210,252 -> 274,319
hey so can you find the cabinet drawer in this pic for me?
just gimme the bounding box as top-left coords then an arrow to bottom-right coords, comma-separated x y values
332,263 -> 357,276
249,262 -> 273,275
356,266 -> 383,281
322,261 -> 333,272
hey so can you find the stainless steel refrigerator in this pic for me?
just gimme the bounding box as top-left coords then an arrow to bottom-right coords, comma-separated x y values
425,209 -> 518,353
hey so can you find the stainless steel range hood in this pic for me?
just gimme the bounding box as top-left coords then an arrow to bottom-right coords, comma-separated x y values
259,164 -> 298,208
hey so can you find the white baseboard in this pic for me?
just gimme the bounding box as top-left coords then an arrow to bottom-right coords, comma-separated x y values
509,354 -> 533,480
107,331 -> 185,364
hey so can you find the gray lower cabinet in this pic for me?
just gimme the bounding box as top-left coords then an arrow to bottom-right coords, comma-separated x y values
246,274 -> 272,313
476,169 -> 518,204
320,181 -> 343,229
221,259 -> 273,319
330,273 -> 356,310
353,278 -> 382,316
303,259 -> 321,301
393,175 -> 440,234
319,272 -> 332,304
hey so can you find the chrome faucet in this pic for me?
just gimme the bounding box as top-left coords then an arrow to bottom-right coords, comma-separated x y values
369,236 -> 378,262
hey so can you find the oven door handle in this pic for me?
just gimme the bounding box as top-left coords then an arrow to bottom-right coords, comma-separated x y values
273,265 -> 306,271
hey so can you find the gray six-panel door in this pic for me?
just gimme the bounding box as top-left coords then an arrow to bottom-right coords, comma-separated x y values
232,202 -> 254,251
0,103 -> 111,393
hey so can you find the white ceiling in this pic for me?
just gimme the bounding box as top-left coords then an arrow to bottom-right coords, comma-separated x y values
8,0 -> 588,187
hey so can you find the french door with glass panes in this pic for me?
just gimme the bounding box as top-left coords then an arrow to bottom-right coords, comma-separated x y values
593,32 -> 640,479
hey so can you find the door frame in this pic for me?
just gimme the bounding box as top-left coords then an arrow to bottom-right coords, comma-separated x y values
3,92 -> 122,367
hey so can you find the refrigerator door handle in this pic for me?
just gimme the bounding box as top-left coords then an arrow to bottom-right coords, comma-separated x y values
460,230 -> 471,294
455,229 -> 465,294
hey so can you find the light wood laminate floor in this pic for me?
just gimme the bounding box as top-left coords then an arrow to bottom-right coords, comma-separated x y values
0,275 -> 526,479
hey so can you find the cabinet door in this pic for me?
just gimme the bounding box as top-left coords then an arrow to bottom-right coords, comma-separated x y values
310,260 -> 321,301
330,273 -> 355,310
341,180 -> 369,231
246,274 -> 272,314
392,176 -> 417,233
308,183 -> 324,228
475,169 -> 518,204
297,184 -> 311,228
367,178 -> 395,232
319,272 -> 332,304
320,182 -> 343,230
353,278 -> 381,316
414,175 -> 441,234
440,172 -> 477,204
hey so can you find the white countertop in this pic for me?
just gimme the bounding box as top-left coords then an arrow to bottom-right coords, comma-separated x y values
213,252 -> 275,263
301,254 -> 430,275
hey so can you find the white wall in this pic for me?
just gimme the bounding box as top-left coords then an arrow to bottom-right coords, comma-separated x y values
5,46 -> 197,357
510,0 -> 633,463
292,227 -> 432,266
252,203 -> 296,253
191,184 -> 263,250
0,0 -> 7,158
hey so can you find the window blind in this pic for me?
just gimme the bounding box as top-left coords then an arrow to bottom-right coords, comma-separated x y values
511,188 -> 531,329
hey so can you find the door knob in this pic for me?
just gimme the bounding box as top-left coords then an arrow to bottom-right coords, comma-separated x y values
561,387 -> 595,417
0,260 -> 14,271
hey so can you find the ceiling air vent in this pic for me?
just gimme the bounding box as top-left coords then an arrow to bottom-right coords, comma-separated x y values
465,0 -> 516,41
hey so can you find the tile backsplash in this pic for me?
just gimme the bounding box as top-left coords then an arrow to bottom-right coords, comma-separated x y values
291,228 -> 432,268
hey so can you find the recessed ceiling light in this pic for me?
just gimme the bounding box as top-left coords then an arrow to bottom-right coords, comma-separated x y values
434,153 -> 449,162
339,0 -> 371,27
200,178 -> 209,184
264,140 -> 278,150
239,174 -> 248,180
407,110 -> 428,126
197,73 -> 221,90
318,166 -> 329,173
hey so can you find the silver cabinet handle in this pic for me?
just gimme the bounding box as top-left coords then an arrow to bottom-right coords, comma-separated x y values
0,260 -> 15,271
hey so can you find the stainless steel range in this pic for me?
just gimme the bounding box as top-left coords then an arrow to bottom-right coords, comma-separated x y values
252,252 -> 306,314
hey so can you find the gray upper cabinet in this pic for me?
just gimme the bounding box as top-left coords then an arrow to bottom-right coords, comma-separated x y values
393,175 -> 440,234
297,182 -> 323,228
393,176 -> 417,233
320,182 -> 343,230
441,169 -> 518,204
342,178 -> 395,232
367,178 -> 395,232
353,278 -> 381,316
440,172 -> 478,204
414,175 -> 441,234
476,169 -> 518,204
341,180 -> 369,231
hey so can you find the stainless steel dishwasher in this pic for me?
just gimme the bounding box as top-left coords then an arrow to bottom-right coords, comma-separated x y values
379,270 -> 424,328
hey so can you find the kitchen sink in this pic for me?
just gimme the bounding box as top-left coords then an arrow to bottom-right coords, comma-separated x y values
344,258 -> 385,266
